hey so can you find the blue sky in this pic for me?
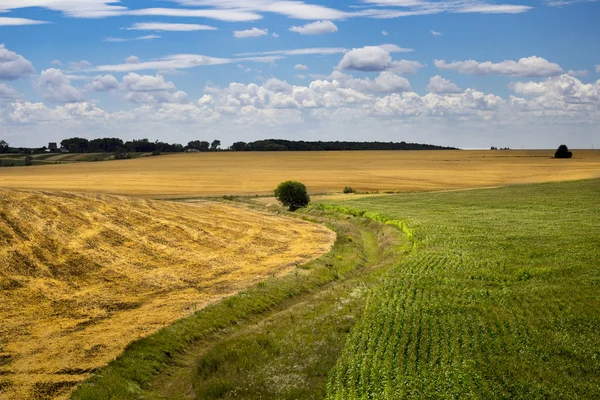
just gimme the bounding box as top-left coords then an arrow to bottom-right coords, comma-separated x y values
1,0 -> 599,149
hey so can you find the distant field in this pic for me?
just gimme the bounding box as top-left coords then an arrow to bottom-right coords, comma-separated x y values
0,190 -> 334,400
325,179 -> 600,399
0,150 -> 598,197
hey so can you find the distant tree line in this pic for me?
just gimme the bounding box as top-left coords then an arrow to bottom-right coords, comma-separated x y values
0,137 -> 458,155
229,139 -> 459,152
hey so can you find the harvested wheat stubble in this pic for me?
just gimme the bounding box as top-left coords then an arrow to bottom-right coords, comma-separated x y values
0,190 -> 335,400
0,150 -> 598,197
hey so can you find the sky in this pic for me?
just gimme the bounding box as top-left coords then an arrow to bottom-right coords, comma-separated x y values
0,0 -> 599,149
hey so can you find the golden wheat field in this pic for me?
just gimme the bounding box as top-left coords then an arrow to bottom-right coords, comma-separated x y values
0,150 -> 598,198
0,190 -> 335,400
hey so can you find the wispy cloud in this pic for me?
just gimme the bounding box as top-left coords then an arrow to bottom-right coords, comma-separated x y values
0,17 -> 48,26
126,22 -> 217,32
431,30 -> 443,36
104,35 -> 161,43
92,54 -> 280,73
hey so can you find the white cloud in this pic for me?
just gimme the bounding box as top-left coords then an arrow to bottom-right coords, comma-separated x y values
125,8 -> 261,21
120,73 -> 188,104
3,73 -> 599,149
435,56 -> 564,77
378,44 -> 414,53
543,0 -> 597,6
596,65 -> 600,74
510,74 -> 599,102
0,17 -> 48,26
382,31 -> 389,36
84,74 -> 119,92
567,70 -> 588,77
456,4 -> 532,13
337,46 -> 422,73
35,69 -> 86,103
341,71 -> 412,93
51,60 -> 63,66
172,0 -> 352,20
237,47 -> 346,57
0,44 -> 35,81
69,60 -> 92,70
127,22 -> 216,31
272,32 -> 279,38
234,27 -> 268,38
93,54 -> 246,73
0,0 -> 532,24
104,35 -> 161,42
295,64 -> 309,70
0,0 -> 126,18
359,0 -> 531,17
290,20 -> 338,35
427,75 -> 462,94
122,73 -> 175,92
125,56 -> 140,64
431,30 -> 442,36
0,82 -> 20,101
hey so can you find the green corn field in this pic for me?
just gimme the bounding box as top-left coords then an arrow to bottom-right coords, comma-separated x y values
326,179 -> 600,399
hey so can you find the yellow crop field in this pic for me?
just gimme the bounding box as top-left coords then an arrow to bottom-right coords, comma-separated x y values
0,190 -> 335,399
0,150 -> 598,198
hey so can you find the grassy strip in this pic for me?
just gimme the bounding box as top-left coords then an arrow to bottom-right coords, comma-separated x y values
326,179 -> 600,399
71,210 -> 405,399
161,215 -> 407,399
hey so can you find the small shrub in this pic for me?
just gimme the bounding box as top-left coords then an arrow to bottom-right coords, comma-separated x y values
343,186 -> 356,194
274,181 -> 310,211
554,144 -> 573,159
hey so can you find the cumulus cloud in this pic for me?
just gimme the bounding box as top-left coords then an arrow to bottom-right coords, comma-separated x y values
127,22 -> 216,31
69,60 -> 93,70
427,76 -> 462,94
567,70 -> 588,77
290,20 -> 338,35
234,27 -> 268,38
125,56 -> 140,64
337,46 -> 422,73
0,83 -> 20,101
510,74 -> 599,102
84,74 -> 119,92
0,44 -> 35,81
434,56 -> 564,77
121,73 -> 188,104
382,31 -> 389,36
338,71 -> 412,93
35,69 -> 86,103
295,64 -> 309,70
51,60 -> 63,66
3,72 -> 599,149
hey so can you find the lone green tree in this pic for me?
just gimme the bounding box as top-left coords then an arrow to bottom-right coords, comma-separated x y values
274,181 -> 311,211
554,144 -> 573,159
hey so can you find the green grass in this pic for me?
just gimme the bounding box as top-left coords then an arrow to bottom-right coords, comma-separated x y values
71,209 -> 409,399
323,179 -> 600,399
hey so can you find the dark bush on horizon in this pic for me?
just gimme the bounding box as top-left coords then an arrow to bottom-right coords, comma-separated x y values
343,186 -> 356,194
555,145 -> 573,159
274,181 -> 311,211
